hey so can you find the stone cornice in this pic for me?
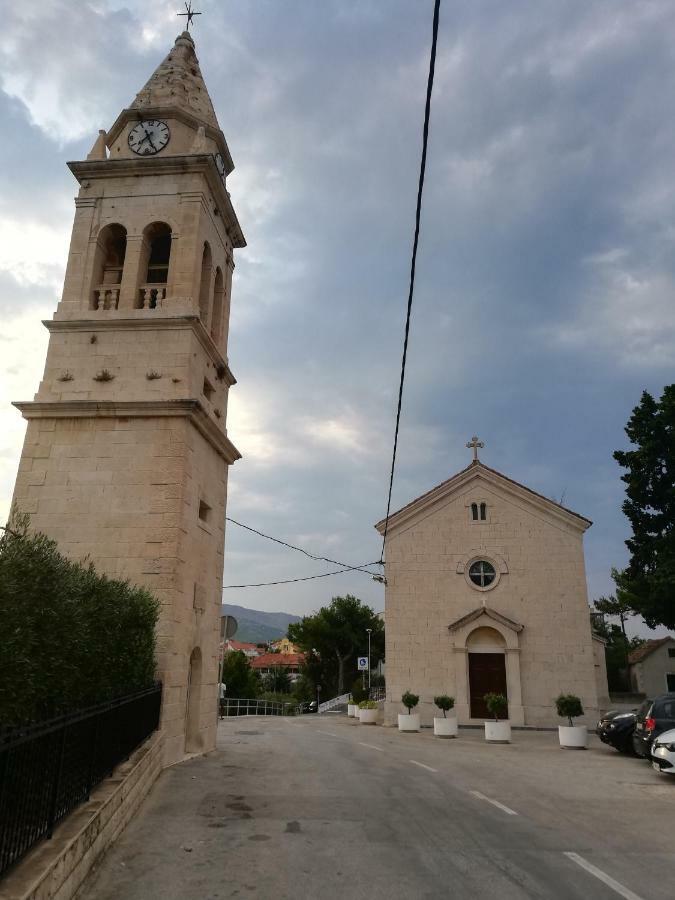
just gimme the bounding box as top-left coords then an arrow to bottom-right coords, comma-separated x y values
43,316 -> 236,387
105,106 -> 234,174
13,400 -> 241,465
67,155 -> 245,249
448,606 -> 524,634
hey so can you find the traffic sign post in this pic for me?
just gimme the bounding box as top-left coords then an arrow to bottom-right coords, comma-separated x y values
357,657 -> 369,671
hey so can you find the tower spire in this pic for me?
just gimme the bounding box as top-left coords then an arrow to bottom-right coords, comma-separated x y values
130,30 -> 219,131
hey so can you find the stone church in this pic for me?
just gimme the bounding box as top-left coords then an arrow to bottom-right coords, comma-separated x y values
376,440 -> 609,728
10,31 -> 243,765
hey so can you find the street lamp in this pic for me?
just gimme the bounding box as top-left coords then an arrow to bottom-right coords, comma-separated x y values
316,683 -> 322,714
366,628 -> 372,692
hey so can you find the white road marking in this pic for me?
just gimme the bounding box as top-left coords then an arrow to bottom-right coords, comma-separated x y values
358,742 -> 384,752
409,759 -> 438,773
317,730 -> 339,737
563,853 -> 645,900
469,790 -> 518,816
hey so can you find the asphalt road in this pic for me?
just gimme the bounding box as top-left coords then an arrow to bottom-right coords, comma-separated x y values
81,715 -> 674,900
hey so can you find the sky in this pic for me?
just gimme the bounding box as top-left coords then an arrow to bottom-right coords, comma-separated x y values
0,0 -> 673,637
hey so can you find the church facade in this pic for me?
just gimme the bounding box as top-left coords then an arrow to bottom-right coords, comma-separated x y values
376,448 -> 609,728
10,31 -> 243,765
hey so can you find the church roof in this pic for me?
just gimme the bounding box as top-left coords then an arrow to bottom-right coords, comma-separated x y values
374,460 -> 592,535
130,31 -> 220,131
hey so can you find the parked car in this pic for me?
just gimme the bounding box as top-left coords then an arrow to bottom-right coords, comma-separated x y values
596,709 -> 637,754
298,700 -> 318,714
651,727 -> 675,775
632,694 -> 675,758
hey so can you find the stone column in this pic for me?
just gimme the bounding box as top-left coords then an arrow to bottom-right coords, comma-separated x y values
58,197 -> 98,314
505,648 -> 525,725
119,234 -> 146,310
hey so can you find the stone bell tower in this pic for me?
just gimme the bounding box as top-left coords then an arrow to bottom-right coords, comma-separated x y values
10,31 -> 244,765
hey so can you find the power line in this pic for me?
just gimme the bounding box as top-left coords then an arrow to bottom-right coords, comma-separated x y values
380,0 -> 441,561
226,516 -> 379,576
222,561 -> 381,590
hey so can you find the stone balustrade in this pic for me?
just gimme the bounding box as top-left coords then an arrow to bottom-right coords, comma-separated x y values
94,286 -> 120,310
139,285 -> 167,309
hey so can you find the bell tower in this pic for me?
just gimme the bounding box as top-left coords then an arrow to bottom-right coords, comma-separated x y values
10,31 -> 244,765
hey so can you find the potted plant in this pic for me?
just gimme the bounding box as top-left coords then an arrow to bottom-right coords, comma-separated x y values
398,691 -> 420,732
358,699 -> 379,725
433,695 -> 457,738
484,693 -> 511,742
555,694 -> 587,748
347,696 -> 357,717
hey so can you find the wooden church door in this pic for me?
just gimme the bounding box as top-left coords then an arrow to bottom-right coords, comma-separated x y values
468,653 -> 508,719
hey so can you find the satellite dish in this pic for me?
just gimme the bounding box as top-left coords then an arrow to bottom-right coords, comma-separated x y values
220,614 -> 238,640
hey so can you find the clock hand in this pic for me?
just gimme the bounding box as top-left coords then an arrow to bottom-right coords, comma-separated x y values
142,128 -> 158,152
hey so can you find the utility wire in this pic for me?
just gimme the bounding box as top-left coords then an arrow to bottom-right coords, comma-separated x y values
380,0 -> 441,562
226,516 -> 380,576
222,561 -> 381,590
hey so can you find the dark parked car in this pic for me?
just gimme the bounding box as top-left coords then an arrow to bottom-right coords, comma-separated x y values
298,700 -> 318,714
596,708 -> 637,753
632,694 -> 675,758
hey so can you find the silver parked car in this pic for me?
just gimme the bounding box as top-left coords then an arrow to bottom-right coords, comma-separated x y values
651,727 -> 675,775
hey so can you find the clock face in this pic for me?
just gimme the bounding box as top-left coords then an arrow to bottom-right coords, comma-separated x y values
128,120 -> 170,156
214,152 -> 226,184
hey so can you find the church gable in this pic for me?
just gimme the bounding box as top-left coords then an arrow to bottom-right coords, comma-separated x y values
375,461 -> 591,539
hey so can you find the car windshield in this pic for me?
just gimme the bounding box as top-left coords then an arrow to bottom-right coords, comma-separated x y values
636,699 -> 653,718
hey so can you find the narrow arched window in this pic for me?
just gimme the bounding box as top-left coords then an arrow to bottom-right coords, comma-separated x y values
139,222 -> 172,309
91,223 -> 126,310
480,502 -> 487,520
211,266 -> 224,342
198,242 -> 212,324
471,503 -> 479,521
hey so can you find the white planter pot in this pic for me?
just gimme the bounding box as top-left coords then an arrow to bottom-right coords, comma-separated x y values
484,720 -> 511,743
558,724 -> 588,749
398,713 -> 420,732
347,703 -> 357,717
433,716 -> 458,738
359,707 -> 378,725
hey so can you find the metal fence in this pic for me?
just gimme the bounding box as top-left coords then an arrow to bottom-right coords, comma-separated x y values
0,684 -> 162,877
369,687 -> 386,702
220,698 -> 295,717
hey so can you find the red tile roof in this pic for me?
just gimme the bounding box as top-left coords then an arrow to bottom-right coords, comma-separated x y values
224,640 -> 261,652
627,636 -> 674,665
251,652 -> 305,669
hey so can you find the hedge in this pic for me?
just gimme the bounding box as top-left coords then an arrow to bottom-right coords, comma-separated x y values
0,514 -> 159,726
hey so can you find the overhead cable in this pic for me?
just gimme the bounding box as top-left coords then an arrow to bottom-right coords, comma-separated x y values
380,0 -> 441,562
222,561 -> 381,590
226,516 -> 379,576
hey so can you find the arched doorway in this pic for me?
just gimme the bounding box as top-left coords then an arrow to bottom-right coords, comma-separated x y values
185,647 -> 203,753
467,626 -> 507,719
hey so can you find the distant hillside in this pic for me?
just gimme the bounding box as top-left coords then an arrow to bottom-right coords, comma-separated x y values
220,603 -> 302,644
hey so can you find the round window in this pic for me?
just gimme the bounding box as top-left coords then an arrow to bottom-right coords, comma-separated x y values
468,559 -> 496,588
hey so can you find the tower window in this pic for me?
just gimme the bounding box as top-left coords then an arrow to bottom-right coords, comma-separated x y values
203,378 -> 215,401
211,266 -> 224,342
480,502 -> 487,520
198,500 -> 212,523
91,223 -> 127,310
198,242 -> 212,324
143,222 -> 172,284
471,503 -> 479,521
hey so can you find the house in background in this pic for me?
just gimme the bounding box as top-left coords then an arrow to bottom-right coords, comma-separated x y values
270,637 -> 299,654
222,639 -> 263,659
251,652 -> 306,684
628,637 -> 675,696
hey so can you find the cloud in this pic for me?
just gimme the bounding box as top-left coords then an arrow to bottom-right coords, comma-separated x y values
2,0 -> 675,633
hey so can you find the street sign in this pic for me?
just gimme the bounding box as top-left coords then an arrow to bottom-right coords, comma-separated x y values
220,615 -> 238,640
357,656 -> 369,671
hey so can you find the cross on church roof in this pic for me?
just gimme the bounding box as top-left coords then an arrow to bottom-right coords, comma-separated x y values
177,1 -> 202,31
466,435 -> 484,462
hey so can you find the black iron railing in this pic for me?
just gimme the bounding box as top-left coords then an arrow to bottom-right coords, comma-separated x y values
0,683 -> 162,878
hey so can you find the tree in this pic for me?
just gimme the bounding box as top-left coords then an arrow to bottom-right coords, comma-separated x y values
263,667 -> 291,694
287,595 -> 384,695
612,386 -> 675,629
591,612 -> 644,692
221,651 -> 259,698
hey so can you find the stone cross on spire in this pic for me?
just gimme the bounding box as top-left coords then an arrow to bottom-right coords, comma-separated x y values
466,435 -> 484,462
